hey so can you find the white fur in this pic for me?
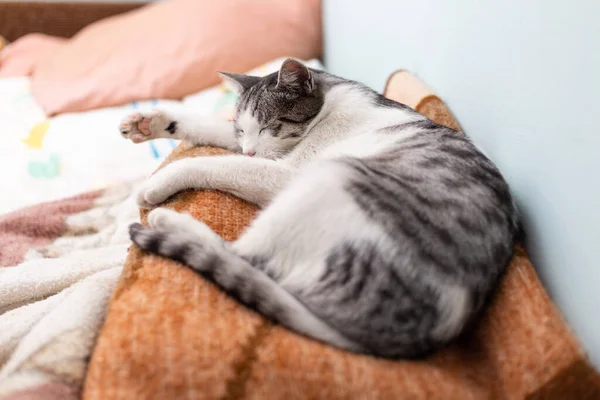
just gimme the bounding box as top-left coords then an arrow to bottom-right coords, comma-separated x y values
122,80 -> 468,353
237,110 -> 260,155
126,82 -> 421,285
136,155 -> 293,208
431,282 -> 471,340
232,160 -> 384,290
148,208 -> 218,243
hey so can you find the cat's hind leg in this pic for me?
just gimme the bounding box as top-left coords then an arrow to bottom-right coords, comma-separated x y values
130,208 -> 363,353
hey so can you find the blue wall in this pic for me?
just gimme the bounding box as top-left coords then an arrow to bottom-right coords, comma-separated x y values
325,0 -> 600,368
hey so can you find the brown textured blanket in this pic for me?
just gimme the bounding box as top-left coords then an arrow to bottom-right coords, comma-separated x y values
83,71 -> 600,399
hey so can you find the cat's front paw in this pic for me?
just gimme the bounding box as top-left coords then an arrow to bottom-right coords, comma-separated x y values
119,110 -> 177,143
135,177 -> 175,209
135,181 -> 159,209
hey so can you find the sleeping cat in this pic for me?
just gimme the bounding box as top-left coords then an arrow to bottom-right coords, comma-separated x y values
119,59 -> 519,358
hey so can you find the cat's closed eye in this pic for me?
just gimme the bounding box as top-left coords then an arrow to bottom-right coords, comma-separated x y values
234,128 -> 244,138
279,117 -> 299,124
280,114 -> 318,124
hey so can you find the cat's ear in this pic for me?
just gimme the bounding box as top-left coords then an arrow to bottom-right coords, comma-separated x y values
218,72 -> 261,94
276,58 -> 315,93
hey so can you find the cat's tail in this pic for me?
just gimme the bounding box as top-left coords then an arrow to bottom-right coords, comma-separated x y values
128,214 -> 363,354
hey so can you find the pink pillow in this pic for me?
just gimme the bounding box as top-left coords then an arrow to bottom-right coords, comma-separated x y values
31,0 -> 322,115
0,34 -> 66,78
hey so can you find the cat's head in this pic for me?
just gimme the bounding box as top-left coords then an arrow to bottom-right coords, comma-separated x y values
219,59 -> 324,159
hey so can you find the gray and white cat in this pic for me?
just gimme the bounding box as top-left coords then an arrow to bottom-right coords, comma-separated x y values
120,59 -> 519,358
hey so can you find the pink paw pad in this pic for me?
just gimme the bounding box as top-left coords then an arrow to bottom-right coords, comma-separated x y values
137,118 -> 152,136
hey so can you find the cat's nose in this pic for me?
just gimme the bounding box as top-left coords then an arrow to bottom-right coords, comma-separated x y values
246,151 -> 256,157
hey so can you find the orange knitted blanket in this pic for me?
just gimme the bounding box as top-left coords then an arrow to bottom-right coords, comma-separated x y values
83,71 -> 600,400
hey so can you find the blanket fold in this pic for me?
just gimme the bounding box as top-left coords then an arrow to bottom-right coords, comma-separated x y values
0,182 -> 139,400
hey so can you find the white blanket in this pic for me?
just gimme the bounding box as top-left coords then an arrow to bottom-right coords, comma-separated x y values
0,182 -> 138,399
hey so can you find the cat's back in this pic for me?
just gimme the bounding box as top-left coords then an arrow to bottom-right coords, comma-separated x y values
343,123 -> 519,282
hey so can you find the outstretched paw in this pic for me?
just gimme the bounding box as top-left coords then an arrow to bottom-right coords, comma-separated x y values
135,177 -> 180,209
119,110 -> 178,143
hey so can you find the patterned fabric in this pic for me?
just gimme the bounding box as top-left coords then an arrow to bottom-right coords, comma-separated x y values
0,77 -> 172,214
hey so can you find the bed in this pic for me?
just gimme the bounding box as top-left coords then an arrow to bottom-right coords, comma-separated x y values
1,2 -> 599,399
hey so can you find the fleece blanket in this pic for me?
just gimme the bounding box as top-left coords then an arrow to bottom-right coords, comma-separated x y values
83,72 -> 600,399
0,181 -> 139,400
